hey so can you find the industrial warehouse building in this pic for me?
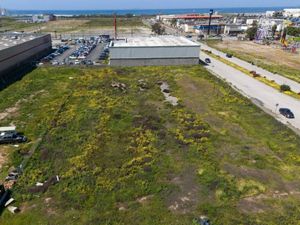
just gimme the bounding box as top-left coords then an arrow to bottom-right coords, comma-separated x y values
109,36 -> 200,66
0,33 -> 52,84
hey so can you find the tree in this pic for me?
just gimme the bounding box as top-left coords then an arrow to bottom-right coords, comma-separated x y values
151,23 -> 165,35
280,84 -> 291,92
246,26 -> 258,41
170,18 -> 177,27
286,27 -> 300,37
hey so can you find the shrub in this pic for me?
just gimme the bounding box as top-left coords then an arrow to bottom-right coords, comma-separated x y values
280,84 -> 291,92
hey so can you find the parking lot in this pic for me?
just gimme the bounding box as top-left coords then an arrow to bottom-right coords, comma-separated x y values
40,35 -> 110,67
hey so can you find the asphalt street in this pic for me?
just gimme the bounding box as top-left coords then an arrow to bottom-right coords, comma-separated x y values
86,42 -> 106,63
201,43 -> 300,93
200,51 -> 300,134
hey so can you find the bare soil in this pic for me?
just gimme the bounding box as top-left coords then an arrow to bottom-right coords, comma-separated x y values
166,167 -> 201,214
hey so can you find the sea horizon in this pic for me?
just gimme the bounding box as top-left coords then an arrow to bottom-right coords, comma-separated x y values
7,6 -> 300,16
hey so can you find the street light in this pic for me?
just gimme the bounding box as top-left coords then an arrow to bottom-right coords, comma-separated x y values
208,9 -> 214,36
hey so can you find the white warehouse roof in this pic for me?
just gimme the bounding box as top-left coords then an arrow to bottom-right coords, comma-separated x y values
110,36 -> 200,60
112,36 -> 200,48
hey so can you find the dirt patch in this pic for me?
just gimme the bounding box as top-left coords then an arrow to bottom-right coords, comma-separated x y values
0,90 -> 46,121
0,146 -> 10,170
166,167 -> 200,214
239,189 -> 300,214
137,195 -> 154,205
238,198 -> 269,214
176,75 -> 216,115
223,164 -> 284,189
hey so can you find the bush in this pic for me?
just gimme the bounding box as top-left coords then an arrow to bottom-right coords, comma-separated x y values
280,84 -> 291,92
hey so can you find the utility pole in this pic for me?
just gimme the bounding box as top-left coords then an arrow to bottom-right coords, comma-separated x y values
207,9 -> 214,36
114,14 -> 117,40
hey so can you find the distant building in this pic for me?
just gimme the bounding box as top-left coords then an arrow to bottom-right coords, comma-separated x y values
266,11 -> 275,18
109,36 -> 200,66
283,9 -> 300,18
224,24 -> 248,36
194,24 -> 224,35
246,19 -> 258,26
0,8 -> 8,17
157,14 -> 223,22
259,18 -> 284,32
32,14 -> 56,23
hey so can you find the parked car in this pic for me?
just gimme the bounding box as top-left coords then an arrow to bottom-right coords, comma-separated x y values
279,108 -> 295,119
193,216 -> 211,225
226,53 -> 233,58
51,60 -> 59,66
5,171 -> 19,181
74,60 -> 81,65
86,60 -> 93,65
205,58 -> 211,64
0,132 -> 27,144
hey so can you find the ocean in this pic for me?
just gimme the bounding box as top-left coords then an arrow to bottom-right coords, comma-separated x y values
9,7 -> 300,16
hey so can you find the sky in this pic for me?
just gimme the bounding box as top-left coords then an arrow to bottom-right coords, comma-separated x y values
1,0 -> 300,10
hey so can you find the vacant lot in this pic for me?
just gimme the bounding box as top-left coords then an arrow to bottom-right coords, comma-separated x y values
3,17 -> 149,36
1,66 -> 300,224
207,40 -> 300,83
0,18 -> 37,32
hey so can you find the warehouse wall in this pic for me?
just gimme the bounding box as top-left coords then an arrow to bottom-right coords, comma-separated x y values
0,34 -> 52,76
110,46 -> 200,59
110,58 -> 199,66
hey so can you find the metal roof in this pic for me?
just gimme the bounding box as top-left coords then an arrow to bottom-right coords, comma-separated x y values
0,33 -> 45,51
112,36 -> 200,48
175,14 -> 223,19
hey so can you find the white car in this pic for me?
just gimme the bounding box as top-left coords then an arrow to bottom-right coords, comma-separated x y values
51,61 -> 59,66
69,55 -> 77,60
74,60 -> 81,65
78,55 -> 86,59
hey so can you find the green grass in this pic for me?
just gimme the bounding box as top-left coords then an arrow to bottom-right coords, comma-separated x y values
84,17 -> 145,28
204,40 -> 300,84
1,66 -> 300,224
0,17 -> 38,32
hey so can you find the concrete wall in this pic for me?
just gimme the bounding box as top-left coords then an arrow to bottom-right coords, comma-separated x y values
110,46 -> 200,59
110,58 -> 199,66
0,34 -> 52,76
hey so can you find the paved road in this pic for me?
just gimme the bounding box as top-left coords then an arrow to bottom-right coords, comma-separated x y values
86,42 -> 105,63
54,45 -> 77,64
201,43 -> 300,93
200,51 -> 300,134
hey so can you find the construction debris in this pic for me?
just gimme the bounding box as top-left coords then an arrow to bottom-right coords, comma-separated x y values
29,175 -> 60,193
36,182 -> 44,187
7,206 -> 19,214
137,79 -> 149,91
158,81 -> 179,106
111,81 -> 127,92
4,198 -> 14,207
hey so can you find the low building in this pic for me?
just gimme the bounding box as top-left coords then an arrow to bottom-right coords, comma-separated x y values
194,24 -> 224,35
224,24 -> 247,35
246,19 -> 258,26
283,9 -> 300,18
0,33 -> 52,79
32,14 -> 56,23
259,18 -> 284,32
266,11 -> 275,18
0,8 -> 8,17
109,36 -> 200,66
